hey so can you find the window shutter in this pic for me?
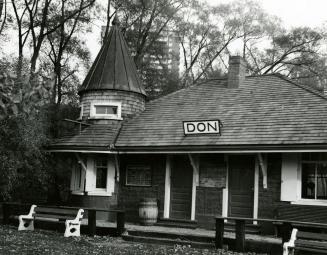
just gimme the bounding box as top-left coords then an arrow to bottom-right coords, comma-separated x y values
85,157 -> 96,192
281,153 -> 299,201
106,158 -> 115,195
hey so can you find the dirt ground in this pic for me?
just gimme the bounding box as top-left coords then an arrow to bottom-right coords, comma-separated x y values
0,225 -> 270,255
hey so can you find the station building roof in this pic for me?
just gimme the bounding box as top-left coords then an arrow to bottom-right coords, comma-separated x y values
114,74 -> 327,152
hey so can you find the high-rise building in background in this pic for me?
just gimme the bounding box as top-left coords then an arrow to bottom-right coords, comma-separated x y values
101,26 -> 180,77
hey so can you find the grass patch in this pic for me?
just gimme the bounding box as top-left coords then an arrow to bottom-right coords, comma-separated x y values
0,225 -> 265,254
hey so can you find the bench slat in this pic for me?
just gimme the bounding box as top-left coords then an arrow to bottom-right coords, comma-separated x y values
34,214 -> 76,220
297,231 -> 327,241
295,246 -> 327,254
35,207 -> 78,216
295,239 -> 327,249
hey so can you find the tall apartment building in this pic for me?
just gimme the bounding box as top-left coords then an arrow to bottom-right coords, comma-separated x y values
101,26 -> 180,76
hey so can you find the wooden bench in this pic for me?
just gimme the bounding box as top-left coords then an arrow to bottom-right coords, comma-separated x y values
84,207 -> 125,237
283,229 -> 327,254
18,205 -> 84,237
3,202 -> 126,237
215,216 -> 327,252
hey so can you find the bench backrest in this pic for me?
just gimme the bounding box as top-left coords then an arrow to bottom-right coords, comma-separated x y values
34,207 -> 83,220
297,231 -> 327,242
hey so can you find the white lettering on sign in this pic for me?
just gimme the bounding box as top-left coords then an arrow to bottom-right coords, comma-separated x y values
183,120 -> 221,135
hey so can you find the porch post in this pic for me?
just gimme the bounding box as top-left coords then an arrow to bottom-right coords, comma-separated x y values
253,157 -> 259,224
163,155 -> 171,218
222,155 -> 229,217
189,154 -> 199,221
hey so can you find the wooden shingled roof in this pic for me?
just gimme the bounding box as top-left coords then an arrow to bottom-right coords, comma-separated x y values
114,74 -> 327,151
51,124 -> 120,151
78,18 -> 146,96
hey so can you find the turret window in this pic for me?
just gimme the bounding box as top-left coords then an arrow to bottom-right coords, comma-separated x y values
95,105 -> 117,115
90,101 -> 122,120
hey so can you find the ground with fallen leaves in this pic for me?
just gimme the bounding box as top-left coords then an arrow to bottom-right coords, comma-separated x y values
0,225 -> 265,255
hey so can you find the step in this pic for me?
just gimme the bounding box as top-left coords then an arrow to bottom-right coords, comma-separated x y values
126,229 -> 214,243
122,233 -> 215,249
155,218 -> 198,229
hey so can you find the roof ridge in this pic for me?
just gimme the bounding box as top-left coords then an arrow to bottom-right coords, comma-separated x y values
148,78 -> 226,104
272,73 -> 327,101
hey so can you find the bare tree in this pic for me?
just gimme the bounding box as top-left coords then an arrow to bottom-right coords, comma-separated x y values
0,0 -> 7,35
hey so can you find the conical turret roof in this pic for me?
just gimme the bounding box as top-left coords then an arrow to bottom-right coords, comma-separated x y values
79,17 -> 146,96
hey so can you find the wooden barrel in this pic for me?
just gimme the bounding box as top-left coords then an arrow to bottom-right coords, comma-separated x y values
139,198 -> 158,226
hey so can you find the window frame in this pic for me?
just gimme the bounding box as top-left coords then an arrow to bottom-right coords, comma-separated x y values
125,164 -> 152,187
90,101 -> 122,120
290,153 -> 327,206
84,156 -> 116,197
94,158 -> 108,191
300,156 -> 327,201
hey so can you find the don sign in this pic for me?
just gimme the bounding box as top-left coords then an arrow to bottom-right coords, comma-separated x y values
183,120 -> 221,135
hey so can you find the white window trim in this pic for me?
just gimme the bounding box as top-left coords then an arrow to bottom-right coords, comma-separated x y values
284,153 -> 327,206
291,199 -> 327,206
298,157 -> 327,204
84,156 -> 115,196
89,101 -> 122,120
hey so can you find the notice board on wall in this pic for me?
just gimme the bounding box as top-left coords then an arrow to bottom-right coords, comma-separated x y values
199,157 -> 226,188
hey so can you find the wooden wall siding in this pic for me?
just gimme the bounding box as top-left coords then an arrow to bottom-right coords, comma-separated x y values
80,90 -> 145,120
258,154 -> 282,219
117,155 -> 166,222
196,187 -> 223,229
275,204 -> 327,223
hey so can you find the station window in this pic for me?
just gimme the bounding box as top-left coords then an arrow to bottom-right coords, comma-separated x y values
90,101 -> 122,119
95,158 -> 108,189
302,153 -> 327,200
126,165 -> 152,186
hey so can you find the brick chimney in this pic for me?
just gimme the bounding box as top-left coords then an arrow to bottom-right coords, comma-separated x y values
228,56 -> 246,88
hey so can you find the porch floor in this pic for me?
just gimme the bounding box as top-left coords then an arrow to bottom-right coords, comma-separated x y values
81,219 -> 282,245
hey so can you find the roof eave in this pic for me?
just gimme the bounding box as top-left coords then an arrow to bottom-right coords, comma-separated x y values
114,144 -> 327,154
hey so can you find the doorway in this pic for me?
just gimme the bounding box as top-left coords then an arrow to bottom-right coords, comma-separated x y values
228,155 -> 255,217
170,155 -> 193,219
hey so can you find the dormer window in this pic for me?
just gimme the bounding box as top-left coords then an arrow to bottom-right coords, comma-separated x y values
90,101 -> 122,120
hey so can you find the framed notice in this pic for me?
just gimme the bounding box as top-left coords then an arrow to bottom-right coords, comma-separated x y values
126,165 -> 152,187
199,158 -> 226,188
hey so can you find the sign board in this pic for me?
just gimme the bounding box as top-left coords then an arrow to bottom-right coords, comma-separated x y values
183,120 -> 221,135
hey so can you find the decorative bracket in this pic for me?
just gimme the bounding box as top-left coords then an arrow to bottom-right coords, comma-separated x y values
114,154 -> 120,182
188,154 -> 199,186
257,153 -> 267,189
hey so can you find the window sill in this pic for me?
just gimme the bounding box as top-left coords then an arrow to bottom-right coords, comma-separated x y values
88,116 -> 123,120
291,200 -> 327,206
71,191 -> 84,196
86,191 -> 112,197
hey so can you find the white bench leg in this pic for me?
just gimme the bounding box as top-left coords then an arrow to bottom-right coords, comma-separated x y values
64,209 -> 84,237
18,216 -> 34,231
18,205 -> 37,231
64,221 -> 81,237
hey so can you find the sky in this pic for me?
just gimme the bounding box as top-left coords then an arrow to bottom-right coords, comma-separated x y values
205,0 -> 327,29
